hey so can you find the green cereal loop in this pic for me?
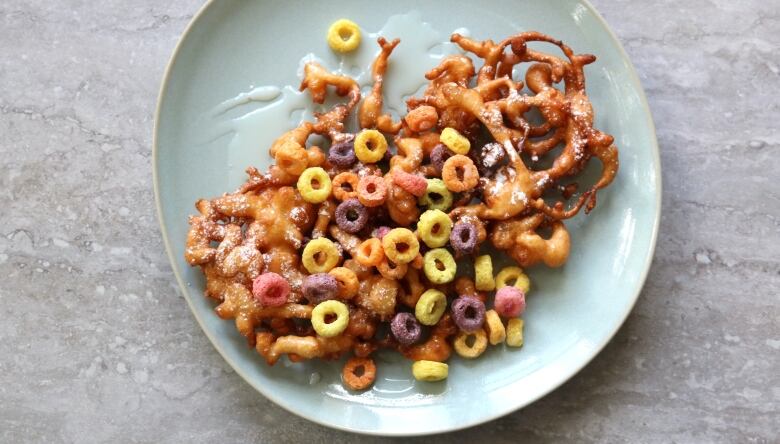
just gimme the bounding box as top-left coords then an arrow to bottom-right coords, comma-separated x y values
416,209 -> 452,248
495,266 -> 531,293
418,178 -> 453,211
414,289 -> 447,326
311,300 -> 350,338
423,248 -> 457,284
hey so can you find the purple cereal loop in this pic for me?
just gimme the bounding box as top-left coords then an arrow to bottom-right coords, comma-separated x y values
450,222 -> 477,255
328,140 -> 357,167
451,295 -> 486,333
302,273 -> 339,303
390,312 -> 422,345
430,143 -> 454,174
335,198 -> 369,233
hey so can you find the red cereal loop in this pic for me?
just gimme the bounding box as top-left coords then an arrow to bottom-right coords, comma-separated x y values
251,272 -> 290,307
392,169 -> 428,197
357,175 -> 388,207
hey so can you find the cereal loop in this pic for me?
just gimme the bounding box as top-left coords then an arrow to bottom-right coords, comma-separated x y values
450,221 -> 478,255
392,169 -> 428,197
335,198 -> 368,233
417,209 -> 452,248
302,237 -> 340,273
327,19 -> 361,53
495,266 -> 531,293
302,273 -> 339,304
484,309 -> 506,345
311,300 -> 350,338
494,286 -> 526,318
328,140 -> 357,167
418,178 -> 453,211
296,167 -> 332,203
357,175 -> 388,207
440,127 -> 471,155
377,256 -> 408,280
342,357 -> 376,390
354,238 -> 384,267
381,228 -> 420,265
412,360 -> 448,381
453,329 -> 488,359
329,267 -> 359,299
441,155 -> 479,192
450,295 -> 486,333
332,172 -> 359,201
251,272 -> 290,307
414,289 -> 447,326
506,318 -> 525,347
474,255 -> 496,291
354,129 -> 388,163
423,248 -> 456,284
390,312 -> 422,345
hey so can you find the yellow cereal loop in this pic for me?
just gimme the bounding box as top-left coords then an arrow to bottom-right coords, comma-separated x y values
311,300 -> 350,337
423,248 -> 456,284
439,127 -> 470,155
412,360 -> 448,381
327,19 -> 362,53
296,167 -> 332,204
418,178 -> 453,211
484,309 -> 506,345
495,266 -> 531,293
414,289 -> 447,326
354,129 -> 388,163
506,318 -> 524,347
302,237 -> 340,273
453,329 -> 488,359
474,255 -> 495,291
416,209 -> 452,248
381,228 -> 419,264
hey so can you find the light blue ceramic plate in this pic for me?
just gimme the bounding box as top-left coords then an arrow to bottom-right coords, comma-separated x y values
154,0 -> 660,436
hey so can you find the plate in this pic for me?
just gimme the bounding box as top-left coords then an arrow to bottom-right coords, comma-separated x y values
153,0 -> 660,435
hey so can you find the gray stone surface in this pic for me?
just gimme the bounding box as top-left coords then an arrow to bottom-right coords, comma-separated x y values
1,0 -> 778,442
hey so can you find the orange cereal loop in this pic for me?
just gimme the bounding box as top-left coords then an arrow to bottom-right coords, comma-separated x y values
342,357 -> 376,391
377,256 -> 408,280
357,175 -> 388,207
442,154 -> 479,192
355,238 -> 384,267
329,266 -> 359,299
332,172 -> 359,201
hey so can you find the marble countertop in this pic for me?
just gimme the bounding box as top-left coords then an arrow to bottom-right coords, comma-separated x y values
1,0 -> 777,442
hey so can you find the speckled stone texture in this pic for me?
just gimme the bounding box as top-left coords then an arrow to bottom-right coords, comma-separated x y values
0,1 -> 778,442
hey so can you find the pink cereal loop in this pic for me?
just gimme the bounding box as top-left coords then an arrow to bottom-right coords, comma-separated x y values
494,286 -> 526,317
252,272 -> 290,307
392,169 -> 428,197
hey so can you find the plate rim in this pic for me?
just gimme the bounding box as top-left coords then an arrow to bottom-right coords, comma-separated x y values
152,0 -> 662,436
